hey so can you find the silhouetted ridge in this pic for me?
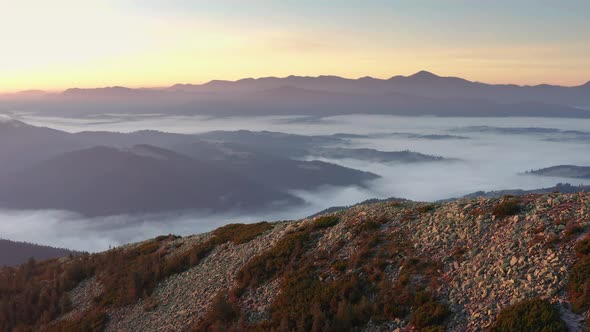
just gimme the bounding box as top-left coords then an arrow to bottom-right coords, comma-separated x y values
0,239 -> 78,266
408,70 -> 440,79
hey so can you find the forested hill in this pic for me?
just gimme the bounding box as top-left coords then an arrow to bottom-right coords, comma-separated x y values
0,239 -> 77,266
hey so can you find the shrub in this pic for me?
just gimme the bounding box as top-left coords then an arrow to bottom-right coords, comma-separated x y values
154,234 -> 181,242
528,234 -> 545,248
568,256 -> 590,313
331,260 -> 348,272
410,300 -> 449,330
212,222 -> 273,245
97,235 -> 220,308
0,254 -> 95,331
260,265 -> 373,331
135,240 -> 160,256
375,214 -> 389,224
574,233 -> 590,256
451,246 -> 467,261
545,233 -> 559,248
418,204 -> 436,214
202,215 -> 449,331
234,229 -> 312,295
193,292 -> 241,332
313,216 -> 340,229
564,222 -> 585,238
490,299 -> 567,332
492,197 -> 520,218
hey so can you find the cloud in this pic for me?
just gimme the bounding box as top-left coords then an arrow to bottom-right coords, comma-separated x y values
0,184 -> 381,252
2,113 -> 589,252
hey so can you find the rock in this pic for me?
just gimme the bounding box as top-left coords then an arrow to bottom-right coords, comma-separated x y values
510,256 -> 518,266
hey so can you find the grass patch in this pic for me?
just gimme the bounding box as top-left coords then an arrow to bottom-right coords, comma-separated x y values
490,298 -> 567,332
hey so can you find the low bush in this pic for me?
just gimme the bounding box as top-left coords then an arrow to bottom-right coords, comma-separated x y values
410,300 -> 449,330
134,240 -> 161,256
451,246 -> 467,261
234,229 -> 312,296
490,298 -> 567,332
354,220 -> 380,233
492,197 -> 520,218
568,256 -> 590,313
154,234 -> 181,242
193,292 -> 241,332
312,215 -> 340,229
212,222 -> 273,245
574,233 -> 590,256
418,204 -> 436,214
564,221 -> 585,238
198,213 -> 449,331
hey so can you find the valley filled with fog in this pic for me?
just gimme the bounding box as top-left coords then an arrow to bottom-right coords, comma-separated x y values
1,113 -> 590,251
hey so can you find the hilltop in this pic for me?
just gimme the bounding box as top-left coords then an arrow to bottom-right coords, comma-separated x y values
0,239 -> 78,267
1,192 -> 589,331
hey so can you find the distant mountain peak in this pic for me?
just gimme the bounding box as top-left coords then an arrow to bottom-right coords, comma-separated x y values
408,70 -> 440,79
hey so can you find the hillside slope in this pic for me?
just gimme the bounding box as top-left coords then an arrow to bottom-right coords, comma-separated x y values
1,192 -> 589,331
0,145 -> 301,216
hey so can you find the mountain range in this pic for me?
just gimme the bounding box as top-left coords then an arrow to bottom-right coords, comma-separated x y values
1,71 -> 589,117
0,119 -> 453,216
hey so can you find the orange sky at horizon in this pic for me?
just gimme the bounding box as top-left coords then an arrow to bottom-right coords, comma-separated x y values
2,1 -> 589,93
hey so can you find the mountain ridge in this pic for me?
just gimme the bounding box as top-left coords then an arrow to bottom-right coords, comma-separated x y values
4,70 -> 590,101
0,239 -> 79,267
3,70 -> 590,117
2,192 -> 588,331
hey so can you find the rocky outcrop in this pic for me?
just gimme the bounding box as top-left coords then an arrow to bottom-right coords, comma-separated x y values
50,193 -> 590,331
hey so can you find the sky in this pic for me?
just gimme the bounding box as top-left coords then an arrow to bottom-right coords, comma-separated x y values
1,0 -> 590,92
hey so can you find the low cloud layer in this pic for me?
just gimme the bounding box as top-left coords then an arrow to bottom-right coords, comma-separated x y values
0,185 -> 380,252
1,113 -> 589,252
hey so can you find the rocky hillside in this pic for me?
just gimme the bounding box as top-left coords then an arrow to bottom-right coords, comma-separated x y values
2,192 -> 589,331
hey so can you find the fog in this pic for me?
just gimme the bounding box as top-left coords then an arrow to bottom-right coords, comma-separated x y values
0,185 -> 376,252
2,113 -> 590,252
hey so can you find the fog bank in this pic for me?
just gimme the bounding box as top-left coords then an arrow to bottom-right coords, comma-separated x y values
1,113 -> 589,251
